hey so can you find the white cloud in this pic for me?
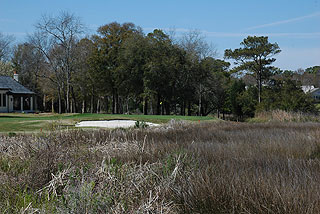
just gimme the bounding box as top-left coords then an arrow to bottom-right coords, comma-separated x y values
245,12 -> 320,31
143,27 -> 320,39
204,31 -> 320,38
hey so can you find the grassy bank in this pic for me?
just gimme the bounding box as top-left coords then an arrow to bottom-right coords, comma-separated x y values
1,121 -> 320,213
248,110 -> 320,123
0,113 -> 214,133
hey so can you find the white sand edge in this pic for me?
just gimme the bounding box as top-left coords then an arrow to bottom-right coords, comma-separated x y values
75,120 -> 160,128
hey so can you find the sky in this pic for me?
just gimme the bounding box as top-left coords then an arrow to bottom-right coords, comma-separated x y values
0,0 -> 319,71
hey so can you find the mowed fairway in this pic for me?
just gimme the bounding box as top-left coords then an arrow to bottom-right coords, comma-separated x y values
0,113 -> 215,133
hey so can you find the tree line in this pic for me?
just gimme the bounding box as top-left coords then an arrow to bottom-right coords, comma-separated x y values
0,12 -> 318,118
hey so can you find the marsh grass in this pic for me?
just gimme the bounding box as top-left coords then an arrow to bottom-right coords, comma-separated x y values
253,110 -> 320,122
1,120 -> 320,213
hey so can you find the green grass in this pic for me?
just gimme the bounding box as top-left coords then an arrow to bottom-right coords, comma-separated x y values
0,113 -> 215,133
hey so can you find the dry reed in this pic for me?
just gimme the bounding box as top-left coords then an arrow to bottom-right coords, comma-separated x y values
1,120 -> 320,213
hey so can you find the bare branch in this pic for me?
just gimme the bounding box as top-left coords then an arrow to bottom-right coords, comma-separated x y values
0,32 -> 14,61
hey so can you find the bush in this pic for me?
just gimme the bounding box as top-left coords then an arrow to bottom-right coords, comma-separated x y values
8,132 -> 16,137
134,120 -> 149,129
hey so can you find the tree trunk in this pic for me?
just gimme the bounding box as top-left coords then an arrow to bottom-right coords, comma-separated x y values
82,99 -> 85,113
105,96 -> 109,113
126,97 -> 130,114
71,87 -> 77,113
156,94 -> 161,115
51,97 -> 54,113
62,82 -> 67,113
165,102 -> 170,115
183,101 -> 186,116
112,89 -> 119,114
97,98 -> 100,113
115,92 -> 119,114
91,87 -> 94,113
149,98 -> 153,115
119,96 -> 123,114
58,89 -> 62,114
66,81 -> 70,113
143,97 -> 148,115
43,94 -> 46,112
188,101 -> 191,116
198,84 -> 202,116
112,92 -> 115,114
180,101 -> 184,116
161,102 -> 164,115
258,70 -> 262,103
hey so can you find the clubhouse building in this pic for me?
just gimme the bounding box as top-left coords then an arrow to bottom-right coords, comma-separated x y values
0,74 -> 36,113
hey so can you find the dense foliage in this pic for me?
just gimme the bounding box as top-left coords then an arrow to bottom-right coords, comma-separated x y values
257,79 -> 316,113
0,12 -> 319,117
225,36 -> 281,103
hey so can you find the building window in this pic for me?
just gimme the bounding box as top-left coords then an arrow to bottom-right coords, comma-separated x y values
3,94 -> 6,107
0,94 -> 6,107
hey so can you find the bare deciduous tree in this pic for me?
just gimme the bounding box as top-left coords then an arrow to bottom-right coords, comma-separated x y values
0,32 -> 14,61
179,30 -> 216,62
179,30 -> 217,116
30,11 -> 84,113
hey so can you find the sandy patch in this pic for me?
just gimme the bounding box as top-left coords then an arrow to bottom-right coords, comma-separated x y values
75,120 -> 160,128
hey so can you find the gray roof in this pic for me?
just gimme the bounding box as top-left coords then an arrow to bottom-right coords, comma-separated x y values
0,76 -> 35,94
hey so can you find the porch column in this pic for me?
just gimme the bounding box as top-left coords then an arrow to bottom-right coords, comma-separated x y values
31,96 -> 34,111
21,96 -> 23,111
6,94 -> 9,113
35,96 -> 37,111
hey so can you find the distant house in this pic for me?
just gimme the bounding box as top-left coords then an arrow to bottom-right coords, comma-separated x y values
302,85 -> 320,102
0,74 -> 36,113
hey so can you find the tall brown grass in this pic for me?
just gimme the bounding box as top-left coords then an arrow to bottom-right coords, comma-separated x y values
1,120 -> 320,213
255,109 -> 320,122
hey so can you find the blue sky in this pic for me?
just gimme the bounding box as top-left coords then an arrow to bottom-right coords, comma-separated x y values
0,0 -> 319,70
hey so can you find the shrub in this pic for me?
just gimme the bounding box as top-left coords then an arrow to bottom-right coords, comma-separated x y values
8,132 -> 16,137
134,120 -> 149,129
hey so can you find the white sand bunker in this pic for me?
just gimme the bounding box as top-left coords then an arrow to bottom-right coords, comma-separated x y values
75,120 -> 159,128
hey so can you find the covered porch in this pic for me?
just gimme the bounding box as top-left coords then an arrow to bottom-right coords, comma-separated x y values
9,93 -> 37,113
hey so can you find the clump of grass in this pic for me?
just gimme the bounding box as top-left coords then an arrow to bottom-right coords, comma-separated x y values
134,120 -> 149,129
8,132 -> 16,137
